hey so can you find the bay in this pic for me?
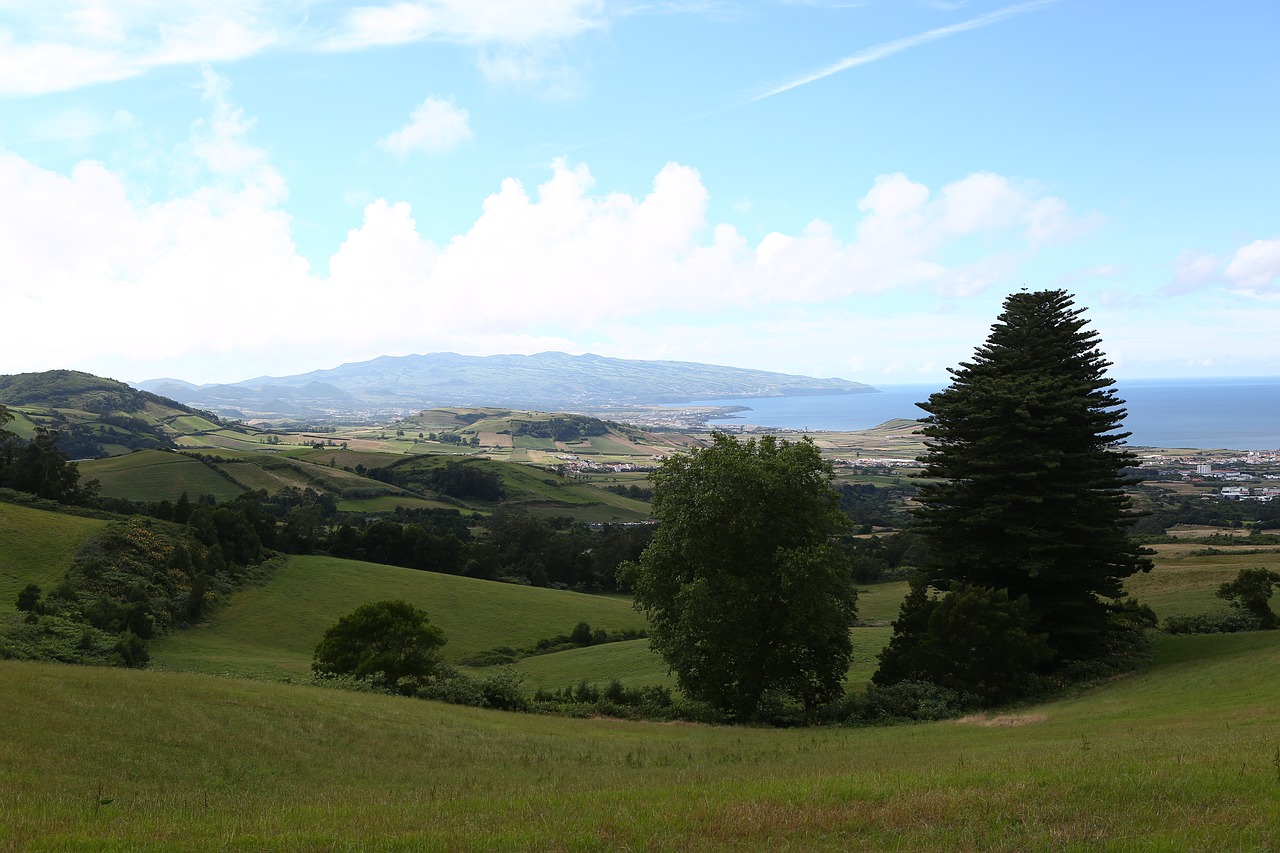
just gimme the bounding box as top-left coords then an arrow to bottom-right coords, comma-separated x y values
680,377 -> 1280,451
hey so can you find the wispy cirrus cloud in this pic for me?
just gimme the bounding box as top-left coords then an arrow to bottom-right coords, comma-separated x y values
753,0 -> 1058,102
0,1 -> 608,96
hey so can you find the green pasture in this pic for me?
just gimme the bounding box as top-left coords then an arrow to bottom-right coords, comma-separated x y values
0,502 -> 105,607
5,630 -> 1280,849
149,555 -> 647,679
76,451 -> 244,503
513,435 -> 557,450
163,414 -> 221,432
336,495 -> 460,513
583,435 -> 643,455
1125,543 -> 1280,618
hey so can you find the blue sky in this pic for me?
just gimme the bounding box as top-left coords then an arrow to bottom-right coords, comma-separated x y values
2,0 -> 1278,386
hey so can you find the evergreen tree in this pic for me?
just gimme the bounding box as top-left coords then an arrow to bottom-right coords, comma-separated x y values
889,289 -> 1152,671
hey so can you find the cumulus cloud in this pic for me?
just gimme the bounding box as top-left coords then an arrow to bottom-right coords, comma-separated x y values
380,96 -> 473,157
1165,238 -> 1280,295
0,79 -> 1095,382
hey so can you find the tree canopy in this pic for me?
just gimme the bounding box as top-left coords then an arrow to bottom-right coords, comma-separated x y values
312,600 -> 446,694
877,290 -> 1152,695
627,433 -> 856,719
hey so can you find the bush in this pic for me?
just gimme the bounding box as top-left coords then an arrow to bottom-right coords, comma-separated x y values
1163,611 -> 1264,635
824,680 -> 977,725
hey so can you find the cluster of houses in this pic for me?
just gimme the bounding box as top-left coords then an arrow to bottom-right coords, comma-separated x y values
556,454 -> 660,475
1219,486 -> 1280,502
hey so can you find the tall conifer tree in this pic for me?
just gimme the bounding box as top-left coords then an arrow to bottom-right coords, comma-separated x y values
906,289 -> 1152,661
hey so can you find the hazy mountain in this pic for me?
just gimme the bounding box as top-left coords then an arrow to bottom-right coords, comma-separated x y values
136,352 -> 877,420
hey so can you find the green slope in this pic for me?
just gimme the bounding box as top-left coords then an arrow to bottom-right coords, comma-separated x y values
4,630 -> 1279,849
149,555 -> 647,678
0,502 -> 105,605
76,450 -> 245,503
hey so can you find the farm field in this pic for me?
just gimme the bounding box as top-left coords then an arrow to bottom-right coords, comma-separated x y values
4,629 -> 1279,849
77,451 -> 244,503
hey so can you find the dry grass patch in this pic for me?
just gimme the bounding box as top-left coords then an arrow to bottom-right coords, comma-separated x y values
955,713 -> 1048,727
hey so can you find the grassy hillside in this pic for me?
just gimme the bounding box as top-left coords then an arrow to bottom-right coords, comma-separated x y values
0,502 -> 105,606
76,451 -> 245,503
149,555 -> 647,679
4,630 -> 1279,849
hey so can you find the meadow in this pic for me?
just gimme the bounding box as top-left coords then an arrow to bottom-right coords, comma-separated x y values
4,454 -> 1280,848
3,629 -> 1278,850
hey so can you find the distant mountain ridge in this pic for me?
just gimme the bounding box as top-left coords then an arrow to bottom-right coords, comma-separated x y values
136,352 -> 877,420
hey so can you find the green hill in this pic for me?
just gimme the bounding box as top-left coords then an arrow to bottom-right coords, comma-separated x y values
150,555 -> 647,678
4,629 -> 1278,849
0,369 -> 230,457
0,501 -> 106,606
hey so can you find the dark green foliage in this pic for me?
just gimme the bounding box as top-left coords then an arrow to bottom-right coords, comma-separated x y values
1162,611 -> 1264,635
874,583 -> 1053,705
628,433 -> 857,719
838,482 -> 914,529
899,290 -> 1152,672
510,414 -> 608,441
0,426 -> 99,504
312,600 -> 446,694
823,680 -> 978,725
425,461 -> 504,501
605,483 -> 653,501
1216,568 -> 1280,629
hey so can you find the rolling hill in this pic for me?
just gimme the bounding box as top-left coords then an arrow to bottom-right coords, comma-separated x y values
0,369 -> 227,458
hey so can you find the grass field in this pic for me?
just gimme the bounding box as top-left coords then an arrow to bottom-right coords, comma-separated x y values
149,556 -> 647,679
77,451 -> 244,503
0,502 -> 105,606
1126,543 -> 1280,618
4,629 -> 1279,849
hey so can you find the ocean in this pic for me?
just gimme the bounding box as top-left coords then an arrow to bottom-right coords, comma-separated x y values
682,377 -> 1280,451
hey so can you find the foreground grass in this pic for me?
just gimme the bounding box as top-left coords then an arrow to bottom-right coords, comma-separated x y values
3,631 -> 1278,850
149,555 -> 646,679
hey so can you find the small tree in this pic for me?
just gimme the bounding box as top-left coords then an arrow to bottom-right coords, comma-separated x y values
1217,569 -> 1280,629
312,600 -> 446,694
627,433 -> 856,719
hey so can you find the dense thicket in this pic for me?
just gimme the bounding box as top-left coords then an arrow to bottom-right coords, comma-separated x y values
877,290 -> 1153,698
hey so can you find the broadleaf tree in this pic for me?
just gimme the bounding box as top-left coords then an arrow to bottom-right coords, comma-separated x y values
312,599 -> 446,694
627,433 -> 856,719
879,289 -> 1152,685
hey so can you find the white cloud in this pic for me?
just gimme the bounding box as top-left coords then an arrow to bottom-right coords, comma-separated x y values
332,0 -> 606,50
754,0 -> 1057,101
380,96 -> 473,157
0,2 -> 278,95
0,81 -> 1096,383
0,1 -> 606,96
1165,238 -> 1280,295
1224,238 -> 1280,291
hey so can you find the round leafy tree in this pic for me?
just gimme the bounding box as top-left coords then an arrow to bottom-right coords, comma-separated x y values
312,600 -> 446,693
627,433 -> 857,719
895,289 -> 1152,668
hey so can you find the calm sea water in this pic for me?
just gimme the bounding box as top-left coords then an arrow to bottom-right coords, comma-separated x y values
679,377 -> 1280,451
